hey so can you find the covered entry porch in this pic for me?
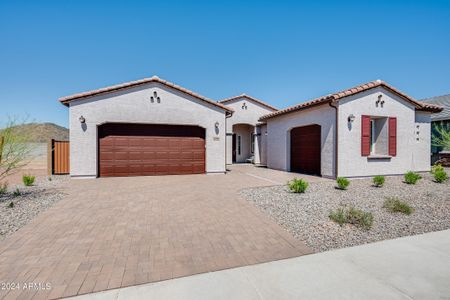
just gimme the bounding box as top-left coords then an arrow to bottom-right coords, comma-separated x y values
226,123 -> 266,165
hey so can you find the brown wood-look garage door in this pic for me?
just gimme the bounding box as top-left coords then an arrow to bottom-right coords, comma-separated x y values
290,124 -> 321,176
98,123 -> 205,177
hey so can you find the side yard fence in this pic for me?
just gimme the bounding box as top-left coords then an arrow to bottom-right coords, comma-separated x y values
48,139 -> 70,175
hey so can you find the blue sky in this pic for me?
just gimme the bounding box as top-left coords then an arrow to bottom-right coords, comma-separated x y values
0,0 -> 449,128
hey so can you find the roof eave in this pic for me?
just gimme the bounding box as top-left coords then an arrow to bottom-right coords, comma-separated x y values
219,94 -> 278,111
58,77 -> 233,113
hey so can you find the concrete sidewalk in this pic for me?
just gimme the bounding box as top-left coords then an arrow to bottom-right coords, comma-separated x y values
70,230 -> 450,300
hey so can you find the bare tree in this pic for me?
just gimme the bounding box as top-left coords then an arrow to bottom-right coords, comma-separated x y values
0,118 -> 36,182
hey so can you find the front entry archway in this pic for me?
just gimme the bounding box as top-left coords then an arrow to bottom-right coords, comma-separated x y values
290,124 -> 321,175
231,123 -> 255,163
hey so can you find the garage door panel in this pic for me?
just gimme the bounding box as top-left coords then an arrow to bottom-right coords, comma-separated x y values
100,138 -> 114,147
99,124 -> 205,177
128,152 -> 142,160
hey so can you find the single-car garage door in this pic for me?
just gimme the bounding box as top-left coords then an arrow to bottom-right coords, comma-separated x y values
290,124 -> 321,176
98,123 -> 205,177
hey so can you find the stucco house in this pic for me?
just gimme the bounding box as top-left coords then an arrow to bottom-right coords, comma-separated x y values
259,80 -> 442,178
60,76 -> 442,179
60,76 -> 233,178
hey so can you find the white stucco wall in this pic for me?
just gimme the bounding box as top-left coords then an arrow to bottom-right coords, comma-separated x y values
255,124 -> 267,165
265,105 -> 336,177
338,87 -> 432,177
413,112 -> 432,172
223,97 -> 275,164
68,82 -> 227,177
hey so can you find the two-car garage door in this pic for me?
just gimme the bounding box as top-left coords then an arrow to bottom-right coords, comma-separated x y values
98,123 -> 205,177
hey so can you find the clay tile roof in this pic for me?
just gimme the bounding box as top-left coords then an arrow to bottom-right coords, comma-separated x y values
259,80 -> 443,121
218,94 -> 277,111
59,75 -> 233,113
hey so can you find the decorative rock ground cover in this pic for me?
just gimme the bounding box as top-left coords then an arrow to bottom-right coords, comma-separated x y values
0,175 -> 68,240
241,171 -> 450,252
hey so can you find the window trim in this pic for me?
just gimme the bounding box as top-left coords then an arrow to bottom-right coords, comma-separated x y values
370,119 -> 376,154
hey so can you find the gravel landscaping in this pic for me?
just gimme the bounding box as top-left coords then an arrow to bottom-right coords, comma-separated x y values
241,171 -> 450,252
0,175 -> 68,240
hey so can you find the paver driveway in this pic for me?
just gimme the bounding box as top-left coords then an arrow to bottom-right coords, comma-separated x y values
0,165 -> 318,299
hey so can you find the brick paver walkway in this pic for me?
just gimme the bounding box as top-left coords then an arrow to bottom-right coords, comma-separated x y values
0,165 -> 316,299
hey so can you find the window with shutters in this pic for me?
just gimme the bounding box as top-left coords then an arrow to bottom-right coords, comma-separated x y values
362,115 -> 395,157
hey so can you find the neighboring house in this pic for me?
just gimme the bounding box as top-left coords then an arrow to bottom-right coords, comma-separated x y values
218,94 -> 277,165
60,77 -> 442,178
421,94 -> 450,161
259,80 -> 442,178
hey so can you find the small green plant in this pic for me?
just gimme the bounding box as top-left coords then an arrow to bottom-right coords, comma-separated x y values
288,178 -> 309,193
346,207 -> 374,230
431,164 -> 448,183
22,174 -> 35,186
13,188 -> 21,197
404,171 -> 421,185
0,182 -> 8,195
8,201 -> 14,208
329,208 -> 346,226
336,177 -> 350,190
373,175 -> 385,187
383,197 -> 414,215
48,176 -> 52,181
329,206 -> 373,229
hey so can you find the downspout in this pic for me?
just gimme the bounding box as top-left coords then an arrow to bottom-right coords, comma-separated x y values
329,100 -> 338,179
225,110 -> 233,173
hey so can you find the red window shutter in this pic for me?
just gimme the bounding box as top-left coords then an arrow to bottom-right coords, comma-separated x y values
389,117 -> 397,156
361,115 -> 371,156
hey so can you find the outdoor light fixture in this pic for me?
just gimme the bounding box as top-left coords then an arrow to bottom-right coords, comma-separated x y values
348,114 -> 355,122
79,115 -> 86,123
214,121 -> 219,128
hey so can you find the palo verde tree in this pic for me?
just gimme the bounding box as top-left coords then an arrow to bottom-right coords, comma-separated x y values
0,118 -> 36,183
432,124 -> 450,152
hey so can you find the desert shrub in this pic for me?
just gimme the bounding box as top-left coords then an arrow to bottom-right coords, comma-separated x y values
8,201 -> 14,208
431,164 -> 448,183
433,169 -> 448,183
373,175 -> 385,187
383,197 -> 414,215
22,174 -> 35,186
404,171 -> 421,185
0,182 -> 7,195
329,208 -> 346,226
13,188 -> 20,197
288,178 -> 309,193
336,177 -> 350,190
346,207 -> 374,229
329,206 -> 373,229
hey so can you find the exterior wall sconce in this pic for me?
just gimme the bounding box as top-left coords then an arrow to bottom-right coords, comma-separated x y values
214,121 -> 219,128
347,114 -> 355,122
79,115 -> 86,123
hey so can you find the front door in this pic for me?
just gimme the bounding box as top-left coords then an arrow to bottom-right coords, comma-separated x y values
232,134 -> 237,163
